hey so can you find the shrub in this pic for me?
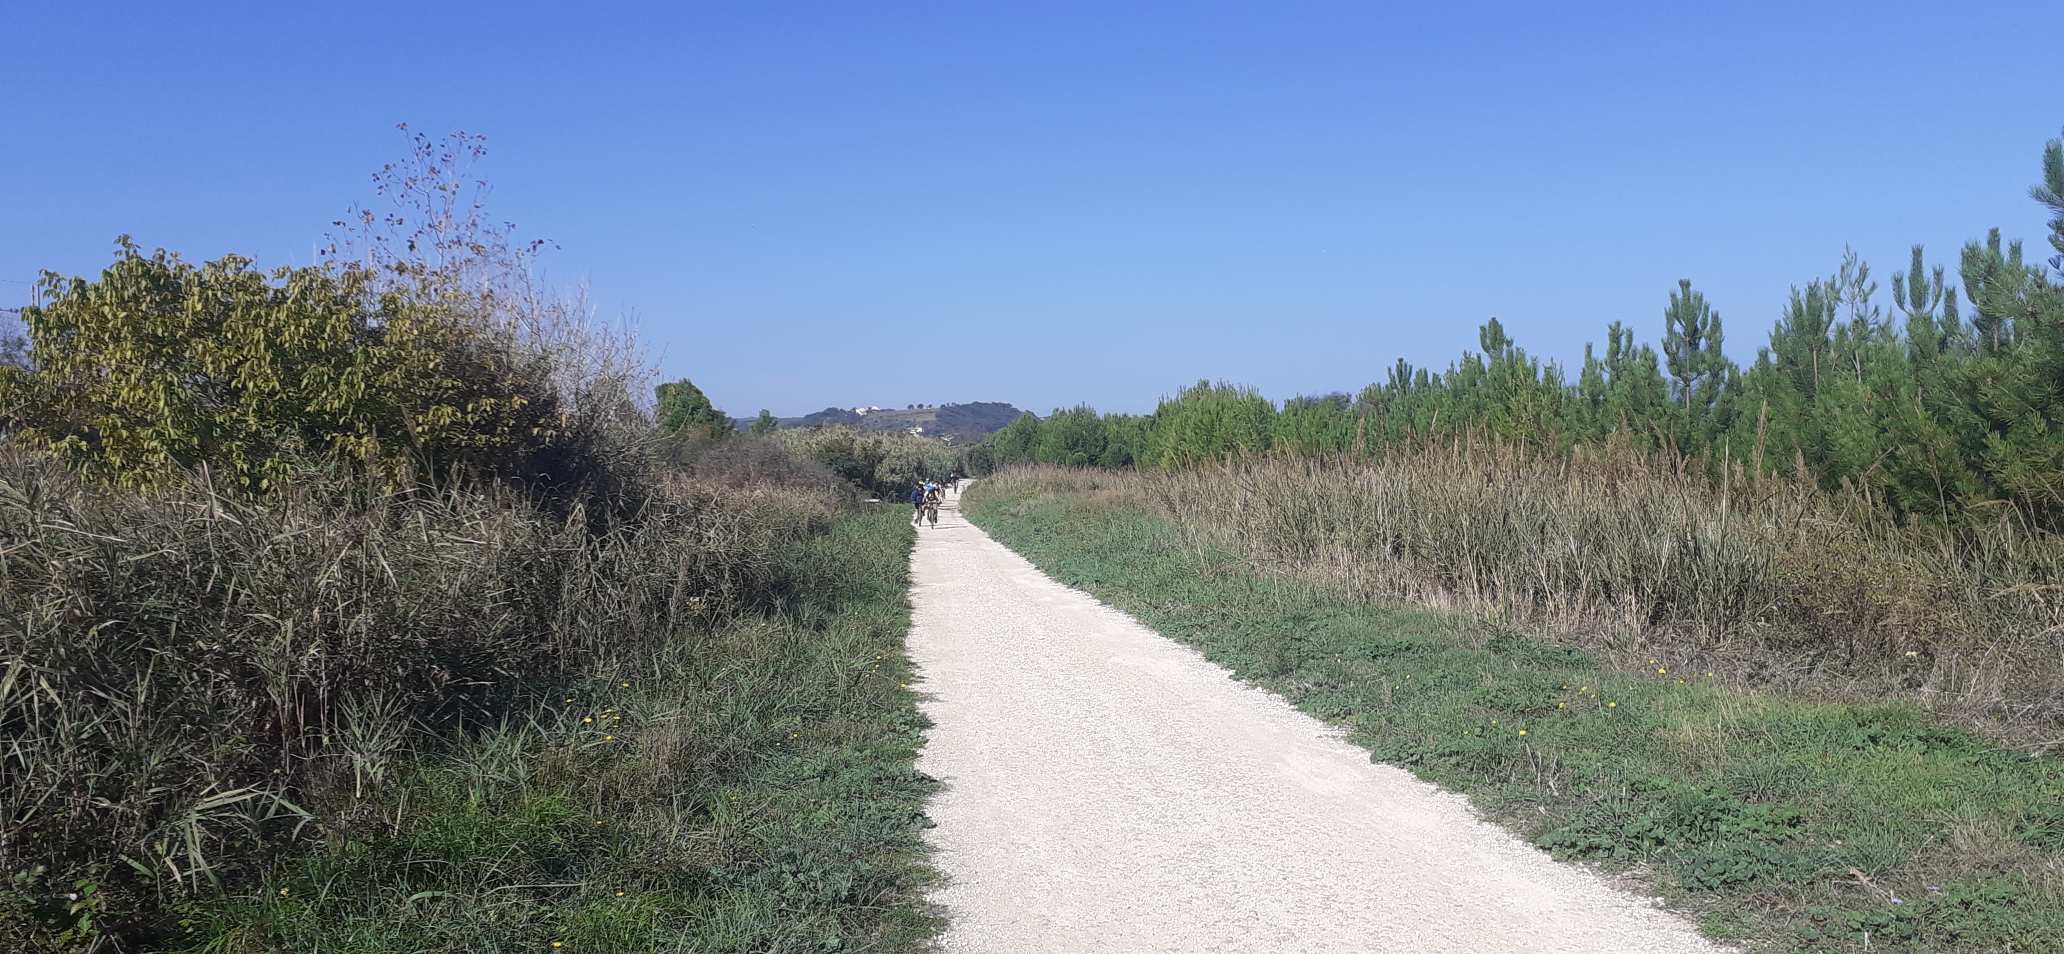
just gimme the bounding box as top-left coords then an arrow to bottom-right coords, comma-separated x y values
654,377 -> 733,436
1,130 -> 649,508
0,447 -> 845,946
771,426 -> 957,497
1,241 -> 570,494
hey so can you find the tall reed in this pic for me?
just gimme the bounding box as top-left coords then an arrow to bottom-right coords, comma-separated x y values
0,446 -> 845,939
976,440 -> 2064,739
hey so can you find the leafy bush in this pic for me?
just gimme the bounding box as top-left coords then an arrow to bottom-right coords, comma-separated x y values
1,241 -> 573,493
771,425 -> 959,497
0,127 -> 936,953
1,130 -> 647,507
654,377 -> 732,436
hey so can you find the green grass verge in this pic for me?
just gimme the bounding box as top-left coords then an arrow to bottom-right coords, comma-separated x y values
172,508 -> 935,954
965,486 -> 2064,954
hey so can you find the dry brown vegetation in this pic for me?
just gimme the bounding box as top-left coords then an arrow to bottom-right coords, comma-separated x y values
980,439 -> 2064,743
0,446 -> 851,945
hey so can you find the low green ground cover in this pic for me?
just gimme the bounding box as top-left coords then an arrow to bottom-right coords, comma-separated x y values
966,484 -> 2063,954
167,509 -> 935,954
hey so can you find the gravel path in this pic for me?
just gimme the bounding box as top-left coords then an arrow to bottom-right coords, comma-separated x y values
907,486 -> 1730,953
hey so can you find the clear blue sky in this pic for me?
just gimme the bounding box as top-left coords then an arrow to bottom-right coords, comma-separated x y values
6,1 -> 2058,415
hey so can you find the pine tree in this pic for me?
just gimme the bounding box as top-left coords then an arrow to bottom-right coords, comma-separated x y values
1893,245 -> 1959,363
989,413 -> 1041,465
1830,247 -> 1886,362
1479,317 -> 1513,357
2034,131 -> 2064,274
1574,343 -> 1608,440
751,409 -> 778,435
1149,381 -> 1275,466
1035,405 -> 1108,466
1661,279 -> 1730,442
1960,228 -> 2029,353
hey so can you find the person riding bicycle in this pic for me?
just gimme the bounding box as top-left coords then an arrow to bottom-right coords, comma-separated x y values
910,482 -> 928,524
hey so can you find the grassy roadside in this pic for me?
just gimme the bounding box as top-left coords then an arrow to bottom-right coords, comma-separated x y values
172,508 -> 935,954
964,483 -> 2064,954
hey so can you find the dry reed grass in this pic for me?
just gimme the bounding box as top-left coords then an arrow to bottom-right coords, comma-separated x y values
979,440 -> 2064,742
0,446 -> 847,938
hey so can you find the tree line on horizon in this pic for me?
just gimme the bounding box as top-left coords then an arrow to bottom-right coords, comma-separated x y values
987,129 -> 2064,531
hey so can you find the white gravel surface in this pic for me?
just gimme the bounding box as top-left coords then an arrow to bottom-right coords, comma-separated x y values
907,486 -> 1731,953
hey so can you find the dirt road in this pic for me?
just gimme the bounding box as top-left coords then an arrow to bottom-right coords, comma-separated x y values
906,486 -> 1728,953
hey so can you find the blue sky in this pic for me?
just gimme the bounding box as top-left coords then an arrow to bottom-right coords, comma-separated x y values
5,1 -> 2058,415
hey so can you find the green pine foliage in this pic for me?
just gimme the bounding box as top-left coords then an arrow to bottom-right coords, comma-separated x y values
1148,381 -> 1276,466
979,128 -> 2064,531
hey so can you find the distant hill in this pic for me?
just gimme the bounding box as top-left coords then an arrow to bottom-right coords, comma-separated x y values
738,401 -> 1030,439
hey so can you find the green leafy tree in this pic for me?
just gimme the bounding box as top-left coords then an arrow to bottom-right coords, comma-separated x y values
655,378 -> 731,435
751,408 -> 779,435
